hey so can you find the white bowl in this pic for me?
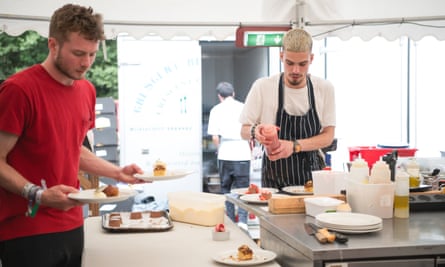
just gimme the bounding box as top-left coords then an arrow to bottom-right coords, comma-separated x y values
304,197 -> 344,217
212,230 -> 230,241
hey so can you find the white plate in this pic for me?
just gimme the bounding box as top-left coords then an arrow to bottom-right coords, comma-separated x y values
134,170 -> 194,181
213,249 -> 277,266
315,212 -> 382,229
321,224 -> 383,234
68,188 -> 137,204
240,194 -> 275,204
281,186 -> 313,195
231,187 -> 278,195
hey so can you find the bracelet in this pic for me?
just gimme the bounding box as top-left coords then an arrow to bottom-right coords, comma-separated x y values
21,183 -> 35,198
27,185 -> 41,201
35,189 -> 44,205
293,140 -> 301,153
250,123 -> 258,140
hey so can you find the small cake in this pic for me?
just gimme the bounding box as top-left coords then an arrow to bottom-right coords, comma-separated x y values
149,211 -> 164,218
130,212 -> 143,219
103,185 -> 119,197
304,180 -> 313,192
259,190 -> 272,200
237,244 -> 253,261
247,184 -> 259,194
153,160 -> 167,176
108,214 -> 122,227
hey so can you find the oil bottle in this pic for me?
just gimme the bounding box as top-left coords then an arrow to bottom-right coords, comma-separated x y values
394,170 -> 410,218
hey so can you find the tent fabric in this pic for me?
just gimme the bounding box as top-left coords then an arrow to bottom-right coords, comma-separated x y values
301,0 -> 445,41
1,0 -> 445,41
0,0 -> 296,40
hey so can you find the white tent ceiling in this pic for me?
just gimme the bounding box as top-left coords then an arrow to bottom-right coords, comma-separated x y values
0,0 -> 296,40
1,0 -> 445,41
301,0 -> 445,41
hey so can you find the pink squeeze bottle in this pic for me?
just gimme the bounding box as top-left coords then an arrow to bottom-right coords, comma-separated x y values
260,125 -> 280,155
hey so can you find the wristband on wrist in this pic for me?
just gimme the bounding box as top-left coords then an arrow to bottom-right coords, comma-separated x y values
27,185 -> 40,201
293,140 -> 301,153
250,123 -> 258,140
22,182 -> 35,198
25,179 -> 47,218
35,189 -> 44,205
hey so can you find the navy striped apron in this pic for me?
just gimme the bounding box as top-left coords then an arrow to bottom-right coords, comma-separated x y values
261,74 -> 324,189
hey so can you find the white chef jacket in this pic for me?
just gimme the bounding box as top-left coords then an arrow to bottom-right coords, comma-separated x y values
207,97 -> 251,161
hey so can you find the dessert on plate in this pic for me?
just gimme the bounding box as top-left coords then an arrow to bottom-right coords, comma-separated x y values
153,159 -> 167,176
237,244 -> 253,261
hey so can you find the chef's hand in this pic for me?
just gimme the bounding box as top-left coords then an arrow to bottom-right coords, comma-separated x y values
267,140 -> 294,161
117,164 -> 147,184
254,124 -> 280,146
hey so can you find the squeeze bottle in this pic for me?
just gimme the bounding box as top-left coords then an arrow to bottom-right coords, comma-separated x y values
394,170 -> 410,218
369,160 -> 391,184
260,125 -> 280,155
348,158 -> 369,183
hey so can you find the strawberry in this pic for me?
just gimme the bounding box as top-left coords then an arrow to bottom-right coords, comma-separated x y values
215,223 -> 225,232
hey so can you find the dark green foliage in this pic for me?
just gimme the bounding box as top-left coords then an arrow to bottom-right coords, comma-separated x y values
0,31 -> 118,98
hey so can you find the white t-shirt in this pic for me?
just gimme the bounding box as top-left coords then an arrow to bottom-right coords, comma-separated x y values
207,97 -> 251,161
239,73 -> 336,128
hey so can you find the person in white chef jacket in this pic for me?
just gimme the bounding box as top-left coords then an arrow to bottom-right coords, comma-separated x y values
207,82 -> 251,227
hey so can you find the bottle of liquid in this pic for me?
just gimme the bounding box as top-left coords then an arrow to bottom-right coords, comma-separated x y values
405,158 -> 420,188
260,125 -> 280,155
369,160 -> 391,184
394,170 -> 410,218
348,158 -> 369,183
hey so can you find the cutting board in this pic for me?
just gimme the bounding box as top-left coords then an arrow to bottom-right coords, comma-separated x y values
268,194 -> 347,214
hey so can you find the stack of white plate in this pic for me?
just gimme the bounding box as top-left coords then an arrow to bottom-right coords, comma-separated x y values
315,212 -> 383,233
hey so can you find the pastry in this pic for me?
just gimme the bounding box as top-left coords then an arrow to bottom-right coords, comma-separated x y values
304,180 -> 313,192
237,244 -> 253,261
259,190 -> 272,200
149,211 -> 164,218
247,184 -> 259,194
103,185 -> 119,197
108,213 -> 122,227
130,212 -> 142,219
153,159 -> 167,176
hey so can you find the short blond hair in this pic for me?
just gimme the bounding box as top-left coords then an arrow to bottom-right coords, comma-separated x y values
282,28 -> 312,53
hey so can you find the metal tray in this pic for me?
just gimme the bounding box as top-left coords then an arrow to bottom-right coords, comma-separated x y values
102,210 -> 173,232
410,184 -> 432,192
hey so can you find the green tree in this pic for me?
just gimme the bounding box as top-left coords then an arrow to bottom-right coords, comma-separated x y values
0,31 -> 118,98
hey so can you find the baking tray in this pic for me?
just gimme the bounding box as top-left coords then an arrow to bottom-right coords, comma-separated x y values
102,210 -> 173,232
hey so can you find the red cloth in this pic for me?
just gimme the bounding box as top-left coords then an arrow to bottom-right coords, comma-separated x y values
0,65 -> 96,241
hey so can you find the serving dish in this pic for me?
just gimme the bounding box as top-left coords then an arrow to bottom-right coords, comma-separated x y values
102,210 -> 173,232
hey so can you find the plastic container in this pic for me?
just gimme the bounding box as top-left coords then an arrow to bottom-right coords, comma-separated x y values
349,146 -> 417,168
212,230 -> 230,241
312,170 -> 348,195
304,197 -> 344,217
394,170 -> 409,218
369,161 -> 391,184
347,179 -> 395,218
167,191 -> 225,226
348,158 -> 369,183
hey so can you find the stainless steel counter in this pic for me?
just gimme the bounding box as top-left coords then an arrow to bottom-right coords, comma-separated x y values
226,194 -> 445,267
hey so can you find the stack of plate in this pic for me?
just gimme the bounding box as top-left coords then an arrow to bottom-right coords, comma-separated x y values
315,212 -> 383,233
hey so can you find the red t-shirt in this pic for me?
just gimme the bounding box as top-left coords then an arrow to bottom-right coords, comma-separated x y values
0,64 -> 96,241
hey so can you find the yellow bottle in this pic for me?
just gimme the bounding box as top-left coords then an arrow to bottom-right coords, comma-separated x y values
394,170 -> 410,218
